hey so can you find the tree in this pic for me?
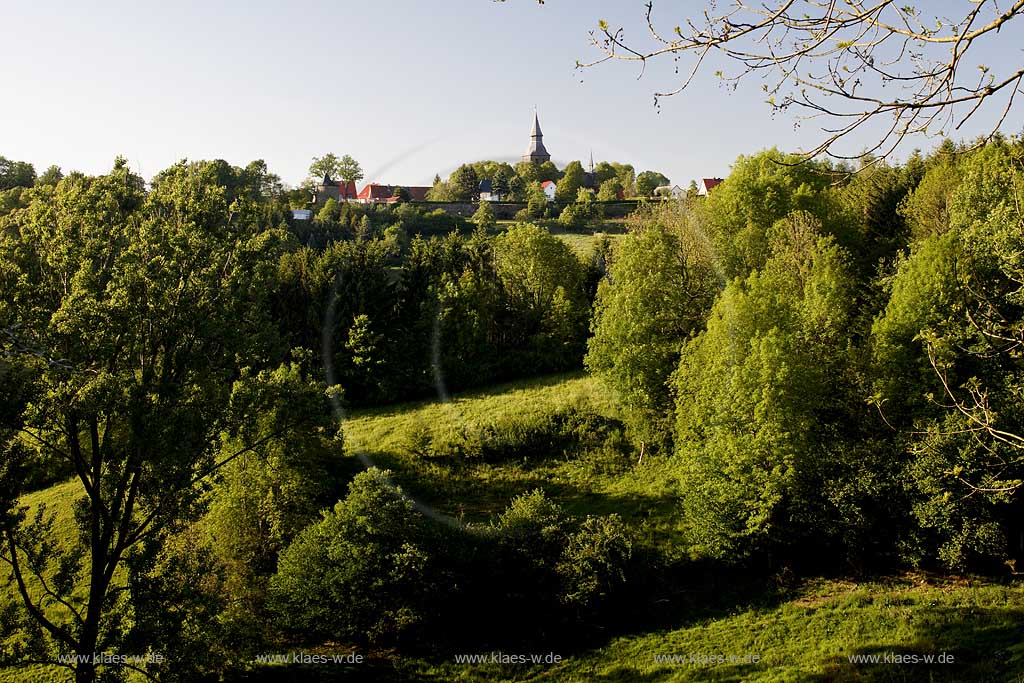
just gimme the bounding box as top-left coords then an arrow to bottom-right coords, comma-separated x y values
471,200 -> 496,231
635,170 -> 670,197
593,161 -> 618,185
555,161 -> 586,202
392,185 -> 412,202
337,154 -> 364,183
202,360 -> 342,635
514,161 -> 539,184
536,160 -> 560,184
36,165 -> 63,187
493,223 -> 590,369
492,166 -> 511,198
583,2 -> 1024,160
427,173 -> 453,201
0,156 -> 36,190
269,469 -> 433,644
0,160 -> 323,682
559,188 -> 596,229
526,182 -> 548,219
449,164 -> 480,201
317,197 -> 341,222
596,178 -> 624,201
586,202 -> 720,452
309,153 -> 363,184
871,139 -> 1024,569
696,148 -> 841,280
673,213 -> 867,562
612,163 -> 636,196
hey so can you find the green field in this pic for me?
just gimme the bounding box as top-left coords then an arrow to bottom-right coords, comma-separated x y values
5,373 -> 1024,682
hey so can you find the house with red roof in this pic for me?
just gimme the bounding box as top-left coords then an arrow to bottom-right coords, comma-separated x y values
357,183 -> 431,204
541,180 -> 556,201
697,178 -> 724,196
312,174 -> 360,205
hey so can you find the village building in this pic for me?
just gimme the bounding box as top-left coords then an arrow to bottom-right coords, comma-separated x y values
312,173 -> 358,206
479,178 -> 501,202
697,178 -> 724,196
356,183 -> 430,204
655,184 -> 687,199
540,180 -> 556,201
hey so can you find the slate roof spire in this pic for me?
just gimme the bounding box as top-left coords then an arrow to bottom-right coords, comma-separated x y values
522,109 -> 551,164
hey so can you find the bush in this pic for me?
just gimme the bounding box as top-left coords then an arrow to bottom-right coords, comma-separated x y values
402,406 -> 629,464
557,514 -> 634,616
268,469 -> 433,644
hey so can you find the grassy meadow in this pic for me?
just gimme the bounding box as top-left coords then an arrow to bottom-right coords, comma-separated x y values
5,373 -> 1024,683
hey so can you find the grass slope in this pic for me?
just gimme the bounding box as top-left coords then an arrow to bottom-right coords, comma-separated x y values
342,371 -> 682,546
387,574 -> 1024,682
5,373 -> 1024,682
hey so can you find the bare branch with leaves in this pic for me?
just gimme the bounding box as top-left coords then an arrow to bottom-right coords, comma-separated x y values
581,1 -> 1024,160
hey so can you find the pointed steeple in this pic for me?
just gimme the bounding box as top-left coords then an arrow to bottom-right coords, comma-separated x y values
522,109 -> 551,164
589,150 -> 595,173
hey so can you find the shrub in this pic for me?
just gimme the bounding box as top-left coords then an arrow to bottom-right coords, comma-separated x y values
268,469 -> 432,644
557,514 -> 634,616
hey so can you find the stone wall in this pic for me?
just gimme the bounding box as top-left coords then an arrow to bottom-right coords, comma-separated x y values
415,200 -> 643,220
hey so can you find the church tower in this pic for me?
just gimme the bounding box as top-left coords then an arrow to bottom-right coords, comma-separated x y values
522,110 -> 551,164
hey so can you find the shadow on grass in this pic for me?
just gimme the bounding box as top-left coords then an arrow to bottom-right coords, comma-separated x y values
795,605 -> 1024,682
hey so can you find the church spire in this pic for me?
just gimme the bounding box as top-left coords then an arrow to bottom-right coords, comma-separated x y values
522,109 -> 551,164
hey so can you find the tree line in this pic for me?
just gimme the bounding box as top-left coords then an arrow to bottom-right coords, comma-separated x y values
588,138 -> 1024,572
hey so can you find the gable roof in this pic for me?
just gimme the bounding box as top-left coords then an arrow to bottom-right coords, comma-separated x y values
699,178 -> 724,193
358,183 -> 393,201
541,180 -> 556,189
339,180 -> 358,200
358,183 -> 431,202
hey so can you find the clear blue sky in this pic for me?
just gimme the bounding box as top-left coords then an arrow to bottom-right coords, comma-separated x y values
2,1 -> 1020,188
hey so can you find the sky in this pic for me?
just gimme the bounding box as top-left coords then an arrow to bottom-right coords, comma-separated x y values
2,0 -> 1022,188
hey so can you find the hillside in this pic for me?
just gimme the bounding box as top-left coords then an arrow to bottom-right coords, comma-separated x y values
5,373 -> 1024,682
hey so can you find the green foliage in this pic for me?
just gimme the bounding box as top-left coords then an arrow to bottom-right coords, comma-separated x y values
35,166 -> 62,187
426,173 -> 453,201
316,196 -> 340,222
696,148 -> 840,279
0,158 -> 295,680
471,200 -> 496,231
526,181 -> 548,219
900,156 -> 961,240
309,152 -> 363,184
493,223 -> 590,370
635,170 -> 670,197
449,164 -> 480,201
673,213 -> 876,562
514,160 -> 539,184
269,469 -> 432,644
555,160 -> 586,202
203,360 -> 342,636
587,202 -> 719,449
871,139 -> 1024,569
835,161 -> 917,271
536,160 -> 560,184
556,514 -> 633,616
596,177 -> 624,201
0,156 -> 36,190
